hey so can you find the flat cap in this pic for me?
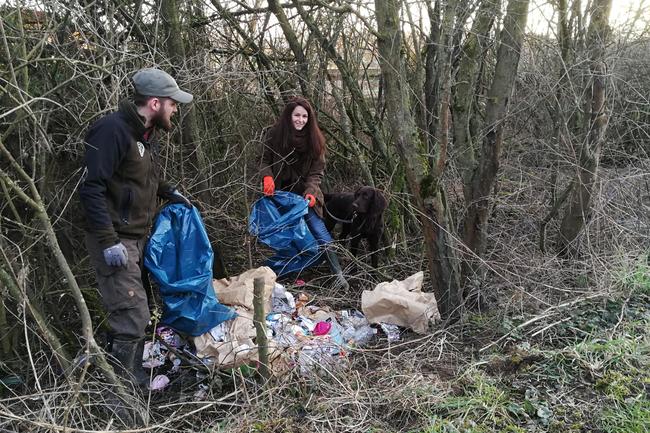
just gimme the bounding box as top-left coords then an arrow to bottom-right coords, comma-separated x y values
132,68 -> 193,104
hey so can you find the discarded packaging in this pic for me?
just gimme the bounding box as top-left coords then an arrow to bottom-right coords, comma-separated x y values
209,322 -> 228,342
272,283 -> 296,314
193,384 -> 209,400
157,326 -> 182,348
380,322 -> 402,342
213,266 -> 276,312
193,267 -> 380,376
313,321 -> 332,336
361,271 -> 440,334
193,306 -> 259,368
295,292 -> 310,310
149,374 -> 170,391
339,310 -> 377,346
298,341 -> 345,376
170,357 -> 182,374
142,341 -> 166,368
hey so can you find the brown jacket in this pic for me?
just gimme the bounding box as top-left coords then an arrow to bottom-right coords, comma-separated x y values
260,128 -> 325,218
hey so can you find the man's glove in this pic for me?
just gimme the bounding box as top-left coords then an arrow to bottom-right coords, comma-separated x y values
103,242 -> 128,267
166,189 -> 192,208
263,176 -> 275,196
305,193 -> 316,208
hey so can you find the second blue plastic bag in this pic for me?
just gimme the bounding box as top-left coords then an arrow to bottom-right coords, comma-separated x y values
249,191 -> 322,276
145,204 -> 236,336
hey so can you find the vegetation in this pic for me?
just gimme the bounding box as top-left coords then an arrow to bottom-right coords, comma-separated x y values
1,0 -> 648,431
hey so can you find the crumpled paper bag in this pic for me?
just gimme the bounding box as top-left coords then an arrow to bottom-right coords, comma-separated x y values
193,307 -> 258,368
213,266 -> 276,312
193,303 -> 288,373
361,271 -> 440,334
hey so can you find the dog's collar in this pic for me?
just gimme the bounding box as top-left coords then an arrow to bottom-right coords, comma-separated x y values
325,204 -> 357,224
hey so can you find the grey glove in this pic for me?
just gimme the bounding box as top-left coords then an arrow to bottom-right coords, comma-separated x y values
103,242 -> 128,267
166,189 -> 192,208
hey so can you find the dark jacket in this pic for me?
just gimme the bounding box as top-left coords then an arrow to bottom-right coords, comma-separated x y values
260,127 -> 326,218
79,100 -> 174,249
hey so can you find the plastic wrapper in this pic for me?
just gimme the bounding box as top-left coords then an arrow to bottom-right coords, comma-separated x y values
145,204 -> 236,336
157,326 -> 183,348
380,322 -> 402,342
271,283 -> 296,314
149,374 -> 170,391
298,342 -> 345,376
142,341 -> 166,369
313,321 -> 332,336
339,310 -> 377,347
209,322 -> 228,342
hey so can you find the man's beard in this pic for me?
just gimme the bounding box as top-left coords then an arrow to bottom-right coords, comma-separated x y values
152,110 -> 173,131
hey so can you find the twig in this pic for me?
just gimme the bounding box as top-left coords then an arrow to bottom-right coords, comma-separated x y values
479,292 -> 606,353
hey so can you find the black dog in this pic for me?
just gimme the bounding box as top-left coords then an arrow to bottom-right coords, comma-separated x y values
324,186 -> 388,268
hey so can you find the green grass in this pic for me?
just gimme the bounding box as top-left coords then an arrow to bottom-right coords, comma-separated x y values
207,253 -> 650,433
600,397 -> 650,433
412,256 -> 650,433
615,253 -> 650,295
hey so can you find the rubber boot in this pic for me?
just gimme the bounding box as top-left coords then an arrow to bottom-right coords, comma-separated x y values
132,338 -> 151,388
111,338 -> 149,389
108,338 -> 148,427
324,249 -> 350,290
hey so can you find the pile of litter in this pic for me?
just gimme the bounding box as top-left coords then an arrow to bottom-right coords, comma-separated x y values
141,268 -> 440,392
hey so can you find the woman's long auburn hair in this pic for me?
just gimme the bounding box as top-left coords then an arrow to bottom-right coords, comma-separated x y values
268,97 -> 326,159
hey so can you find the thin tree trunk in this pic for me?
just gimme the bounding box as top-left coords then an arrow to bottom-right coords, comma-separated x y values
0,266 -> 70,370
161,0 -> 210,201
375,0 -> 461,318
0,140 -> 127,394
558,0 -> 612,255
461,0 -> 530,271
268,0 -> 310,98
294,0 -> 390,163
550,0 -> 571,204
253,277 -> 270,381
327,72 -> 375,186
404,3 -> 427,142
435,0 -> 458,175
452,0 -> 500,192
424,0 -> 441,153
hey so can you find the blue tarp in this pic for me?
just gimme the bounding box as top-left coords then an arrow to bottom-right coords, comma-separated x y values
144,204 -> 236,336
249,191 -> 323,277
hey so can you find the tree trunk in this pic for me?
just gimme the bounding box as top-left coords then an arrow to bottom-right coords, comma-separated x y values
424,0 -> 441,154
557,0 -> 612,255
0,139 -> 123,385
327,72 -> 375,186
461,0 -> 530,272
160,0 -> 210,202
452,0 -> 500,191
375,0 -> 461,318
435,0 -> 458,175
294,0 -> 390,164
268,0 -> 310,98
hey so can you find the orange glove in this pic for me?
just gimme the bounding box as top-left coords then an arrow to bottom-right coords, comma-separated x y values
305,193 -> 316,207
263,176 -> 275,196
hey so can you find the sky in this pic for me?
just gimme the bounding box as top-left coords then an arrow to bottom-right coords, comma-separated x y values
527,0 -> 649,36
4,0 -> 648,39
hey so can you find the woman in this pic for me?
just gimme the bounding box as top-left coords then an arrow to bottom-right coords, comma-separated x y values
260,97 -> 349,290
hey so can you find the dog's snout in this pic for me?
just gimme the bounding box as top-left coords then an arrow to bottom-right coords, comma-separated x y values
351,202 -> 359,210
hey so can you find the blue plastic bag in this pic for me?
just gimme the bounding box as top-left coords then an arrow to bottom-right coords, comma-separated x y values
145,204 -> 236,336
249,191 -> 323,276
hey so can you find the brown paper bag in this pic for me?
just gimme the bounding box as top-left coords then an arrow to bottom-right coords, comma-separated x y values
212,266 -> 276,312
361,271 -> 440,334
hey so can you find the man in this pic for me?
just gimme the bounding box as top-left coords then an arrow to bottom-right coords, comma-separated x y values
79,68 -> 193,386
